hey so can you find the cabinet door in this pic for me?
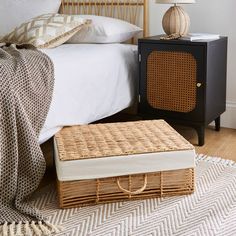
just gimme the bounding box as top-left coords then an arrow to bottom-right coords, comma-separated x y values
139,43 -> 205,122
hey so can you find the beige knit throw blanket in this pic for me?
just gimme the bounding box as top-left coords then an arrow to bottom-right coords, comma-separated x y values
0,44 -> 60,235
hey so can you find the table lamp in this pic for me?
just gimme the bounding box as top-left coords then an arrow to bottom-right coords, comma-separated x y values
156,0 -> 195,36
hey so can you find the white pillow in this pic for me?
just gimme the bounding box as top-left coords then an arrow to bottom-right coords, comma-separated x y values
66,15 -> 143,44
0,0 -> 61,37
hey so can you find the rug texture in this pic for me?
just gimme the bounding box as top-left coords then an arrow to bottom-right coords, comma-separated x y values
0,44 -> 60,235
24,155 -> 236,236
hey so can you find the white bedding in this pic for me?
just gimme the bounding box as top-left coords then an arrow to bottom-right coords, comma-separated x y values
39,44 -> 138,143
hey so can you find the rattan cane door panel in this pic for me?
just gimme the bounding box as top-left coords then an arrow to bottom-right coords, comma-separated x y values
146,51 -> 197,113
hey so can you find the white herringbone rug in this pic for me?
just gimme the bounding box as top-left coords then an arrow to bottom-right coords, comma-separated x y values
31,155 -> 236,236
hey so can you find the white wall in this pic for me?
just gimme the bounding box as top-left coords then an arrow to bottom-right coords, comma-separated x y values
148,0 -> 236,128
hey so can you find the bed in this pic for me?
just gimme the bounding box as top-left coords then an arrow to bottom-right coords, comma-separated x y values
39,0 -> 149,143
39,43 -> 138,143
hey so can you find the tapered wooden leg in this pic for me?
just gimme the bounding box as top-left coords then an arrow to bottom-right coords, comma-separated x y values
195,126 -> 205,146
215,116 -> 221,131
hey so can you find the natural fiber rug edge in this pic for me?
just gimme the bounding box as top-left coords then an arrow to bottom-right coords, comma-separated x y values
196,153 -> 236,167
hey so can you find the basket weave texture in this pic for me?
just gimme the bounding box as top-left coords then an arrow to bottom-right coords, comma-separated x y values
58,169 -> 194,208
147,51 -> 197,113
55,120 -> 194,161
55,120 -> 195,208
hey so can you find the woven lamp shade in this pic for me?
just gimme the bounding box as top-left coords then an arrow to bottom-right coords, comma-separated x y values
156,0 -> 195,3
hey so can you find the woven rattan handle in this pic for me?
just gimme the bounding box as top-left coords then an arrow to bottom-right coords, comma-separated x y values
116,175 -> 147,195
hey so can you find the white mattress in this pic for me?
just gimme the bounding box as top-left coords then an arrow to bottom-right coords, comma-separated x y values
54,139 -> 196,181
39,44 -> 138,144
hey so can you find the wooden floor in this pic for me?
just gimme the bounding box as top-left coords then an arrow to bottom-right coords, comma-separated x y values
176,126 -> 236,161
41,117 -> 236,186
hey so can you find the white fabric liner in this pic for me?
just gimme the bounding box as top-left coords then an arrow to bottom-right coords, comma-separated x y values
39,44 -> 138,144
54,138 -> 196,181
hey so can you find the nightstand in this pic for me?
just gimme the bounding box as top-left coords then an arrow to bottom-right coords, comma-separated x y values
138,35 -> 228,146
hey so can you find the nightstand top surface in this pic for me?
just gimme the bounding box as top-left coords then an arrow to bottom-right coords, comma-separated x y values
138,35 -> 227,45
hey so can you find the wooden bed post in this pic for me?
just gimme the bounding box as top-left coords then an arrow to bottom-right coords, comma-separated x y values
143,0 -> 149,37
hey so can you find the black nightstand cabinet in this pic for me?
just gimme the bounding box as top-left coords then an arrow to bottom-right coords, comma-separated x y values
138,35 -> 228,146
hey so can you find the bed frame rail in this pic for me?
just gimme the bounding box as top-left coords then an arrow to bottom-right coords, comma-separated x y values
60,0 -> 149,37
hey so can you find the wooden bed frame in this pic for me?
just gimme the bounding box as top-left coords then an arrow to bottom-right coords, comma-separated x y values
60,0 -> 149,37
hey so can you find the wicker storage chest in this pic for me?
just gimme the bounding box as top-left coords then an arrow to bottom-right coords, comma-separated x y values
54,120 -> 195,209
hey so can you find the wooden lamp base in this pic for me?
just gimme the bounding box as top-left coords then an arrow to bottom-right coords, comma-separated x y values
162,6 -> 190,36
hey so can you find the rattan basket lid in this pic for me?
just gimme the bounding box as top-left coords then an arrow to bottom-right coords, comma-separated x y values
54,120 -> 194,161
